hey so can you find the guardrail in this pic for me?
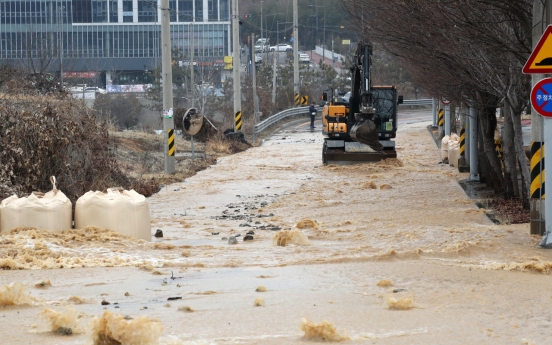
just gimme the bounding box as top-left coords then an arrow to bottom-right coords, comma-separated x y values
400,99 -> 433,106
253,106 -> 314,142
253,98 -> 434,142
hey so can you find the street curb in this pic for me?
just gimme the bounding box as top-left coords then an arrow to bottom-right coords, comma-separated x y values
427,125 -> 441,149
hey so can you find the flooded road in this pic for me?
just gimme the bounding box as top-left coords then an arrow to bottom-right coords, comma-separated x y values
2,109 -> 552,344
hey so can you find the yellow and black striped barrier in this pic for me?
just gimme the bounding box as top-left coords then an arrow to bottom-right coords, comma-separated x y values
495,137 -> 503,161
294,93 -> 300,106
438,109 -> 444,127
459,128 -> 466,156
301,95 -> 309,106
168,129 -> 175,157
530,142 -> 545,199
235,111 -> 242,130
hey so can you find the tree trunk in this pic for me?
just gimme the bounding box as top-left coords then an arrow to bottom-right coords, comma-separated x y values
502,105 -> 517,198
478,102 -> 504,193
509,103 -> 531,209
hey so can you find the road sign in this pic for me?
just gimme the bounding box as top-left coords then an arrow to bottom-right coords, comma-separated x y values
524,25 -> 552,74
531,78 -> 552,117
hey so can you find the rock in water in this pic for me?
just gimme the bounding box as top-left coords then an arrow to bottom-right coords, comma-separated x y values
243,235 -> 254,241
228,236 -> 238,245
154,229 -> 163,238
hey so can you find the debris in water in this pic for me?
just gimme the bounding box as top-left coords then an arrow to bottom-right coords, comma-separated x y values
380,184 -> 393,190
101,300 -> 111,305
178,306 -> 194,312
256,275 -> 271,279
68,296 -> 86,304
167,297 -> 182,301
39,307 -> 80,334
376,279 -> 393,287
253,298 -> 265,307
57,326 -> 73,335
361,181 -> 377,190
256,286 -> 267,292
0,282 -> 36,306
35,279 -> 52,288
153,243 -> 175,250
124,292 -> 130,297
296,219 -> 317,229
273,230 -> 310,246
387,296 -> 414,310
300,318 -> 349,341
91,310 -> 163,345
154,229 -> 163,238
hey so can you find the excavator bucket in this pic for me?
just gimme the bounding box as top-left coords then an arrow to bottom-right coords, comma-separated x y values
350,117 -> 383,152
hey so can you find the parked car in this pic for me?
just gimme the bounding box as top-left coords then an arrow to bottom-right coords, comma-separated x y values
84,87 -> 107,94
270,44 -> 293,52
299,53 -> 310,63
255,54 -> 263,64
69,84 -> 87,92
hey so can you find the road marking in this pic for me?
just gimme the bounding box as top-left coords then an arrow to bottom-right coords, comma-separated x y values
296,121 -> 311,129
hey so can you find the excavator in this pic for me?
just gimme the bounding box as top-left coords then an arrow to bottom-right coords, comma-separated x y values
321,41 -> 403,164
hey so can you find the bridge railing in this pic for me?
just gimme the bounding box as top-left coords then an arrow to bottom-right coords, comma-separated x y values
400,99 -> 433,106
253,98 -> 435,142
253,106 -> 315,142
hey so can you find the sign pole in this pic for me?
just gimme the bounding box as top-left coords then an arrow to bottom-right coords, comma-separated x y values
540,117 -> 552,247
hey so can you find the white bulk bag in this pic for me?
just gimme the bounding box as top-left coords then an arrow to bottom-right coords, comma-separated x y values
449,146 -> 460,168
74,188 -> 151,241
440,136 -> 450,160
0,176 -> 72,233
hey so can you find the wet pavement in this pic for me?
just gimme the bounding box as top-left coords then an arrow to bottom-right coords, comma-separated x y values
1,109 -> 552,344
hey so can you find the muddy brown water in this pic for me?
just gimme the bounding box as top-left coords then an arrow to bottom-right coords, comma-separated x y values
1,112 -> 551,344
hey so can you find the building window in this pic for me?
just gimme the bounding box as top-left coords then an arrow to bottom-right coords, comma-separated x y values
109,0 -> 118,22
178,0 -> 193,21
123,0 -> 133,22
208,0 -> 217,21
195,0 -> 202,20
72,0 -> 92,23
219,0 -> 229,21
138,2 -> 156,22
92,0 -> 107,23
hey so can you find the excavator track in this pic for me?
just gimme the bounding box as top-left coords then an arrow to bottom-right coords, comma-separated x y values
322,139 -> 396,165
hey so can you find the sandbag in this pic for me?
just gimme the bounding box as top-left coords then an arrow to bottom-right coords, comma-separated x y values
74,188 -> 151,241
440,136 -> 450,160
0,176 -> 72,233
449,146 -> 460,168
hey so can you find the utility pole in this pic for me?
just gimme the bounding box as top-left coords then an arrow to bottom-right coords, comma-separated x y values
190,22 -> 194,108
252,32 -> 260,122
161,0 -> 175,174
58,6 -> 64,86
531,0 -> 546,235
322,6 -> 326,64
292,0 -> 299,98
260,1 -> 263,42
272,46 -> 277,104
190,21 -> 195,160
232,0 -> 242,131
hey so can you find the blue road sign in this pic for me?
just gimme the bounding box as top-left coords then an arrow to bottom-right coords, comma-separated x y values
532,78 -> 552,118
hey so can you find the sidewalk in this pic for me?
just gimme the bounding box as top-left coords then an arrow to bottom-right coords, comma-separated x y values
308,50 -> 343,73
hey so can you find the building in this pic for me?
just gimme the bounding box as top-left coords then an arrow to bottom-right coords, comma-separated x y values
0,0 -> 231,91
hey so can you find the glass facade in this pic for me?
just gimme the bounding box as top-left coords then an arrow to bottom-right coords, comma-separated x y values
0,0 -> 231,72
